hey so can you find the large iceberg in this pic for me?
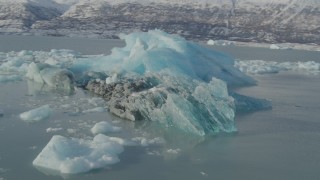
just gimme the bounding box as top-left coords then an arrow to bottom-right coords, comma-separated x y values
71,30 -> 258,136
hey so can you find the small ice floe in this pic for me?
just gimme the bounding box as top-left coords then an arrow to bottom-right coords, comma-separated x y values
33,134 -> 134,174
200,171 -> 208,177
131,137 -> 165,147
46,127 -> 63,133
82,107 -> 105,113
166,148 -> 181,154
91,121 -> 122,135
270,44 -> 281,50
19,105 -> 52,123
207,39 -> 215,46
67,129 -> 77,134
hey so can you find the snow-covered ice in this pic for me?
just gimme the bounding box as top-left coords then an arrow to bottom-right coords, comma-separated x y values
33,134 -> 127,174
235,60 -> 320,74
207,39 -> 215,45
132,137 -> 165,147
26,62 -> 75,90
83,107 -> 105,113
46,127 -> 63,133
91,121 -> 122,134
270,44 -> 281,50
19,105 -> 52,123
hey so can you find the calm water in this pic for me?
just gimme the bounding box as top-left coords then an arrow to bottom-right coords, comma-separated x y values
0,35 -> 320,180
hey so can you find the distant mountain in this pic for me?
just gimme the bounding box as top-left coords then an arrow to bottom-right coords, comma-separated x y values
0,0 -> 319,44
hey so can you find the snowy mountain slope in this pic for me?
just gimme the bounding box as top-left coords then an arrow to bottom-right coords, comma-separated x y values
0,0 -> 319,44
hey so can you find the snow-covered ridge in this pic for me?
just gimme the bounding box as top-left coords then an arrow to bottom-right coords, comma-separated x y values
1,0 -> 320,44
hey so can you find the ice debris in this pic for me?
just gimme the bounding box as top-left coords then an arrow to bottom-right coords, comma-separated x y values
235,60 -> 320,74
270,44 -> 281,50
33,134 -> 129,174
91,121 -> 122,134
46,127 -> 63,133
83,107 -> 105,113
20,105 -> 52,123
26,62 -> 75,90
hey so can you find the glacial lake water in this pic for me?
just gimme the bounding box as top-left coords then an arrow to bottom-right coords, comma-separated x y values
0,35 -> 320,180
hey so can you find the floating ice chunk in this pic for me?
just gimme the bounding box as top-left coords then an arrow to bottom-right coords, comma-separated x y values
83,107 -> 105,113
94,135 -> 136,146
91,121 -> 122,134
46,128 -> 63,133
26,62 -> 75,90
166,148 -> 181,154
67,128 -> 77,134
20,105 -> 52,123
230,92 -> 272,112
207,39 -> 215,45
270,44 -> 281,50
132,137 -> 165,147
33,134 -> 126,174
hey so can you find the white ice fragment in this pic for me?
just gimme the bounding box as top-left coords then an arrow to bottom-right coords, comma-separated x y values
93,135 -> 136,146
33,134 -> 125,174
91,121 -> 122,134
200,171 -> 208,177
46,127 -> 63,133
270,44 -> 280,50
82,107 -> 105,113
207,39 -> 215,46
132,137 -> 165,147
26,62 -> 75,90
166,148 -> 181,154
20,105 -> 52,123
67,129 -> 77,134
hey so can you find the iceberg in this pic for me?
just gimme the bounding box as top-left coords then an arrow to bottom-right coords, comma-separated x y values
20,105 -> 52,123
33,134 -> 128,174
72,30 -> 258,136
91,121 -> 122,134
